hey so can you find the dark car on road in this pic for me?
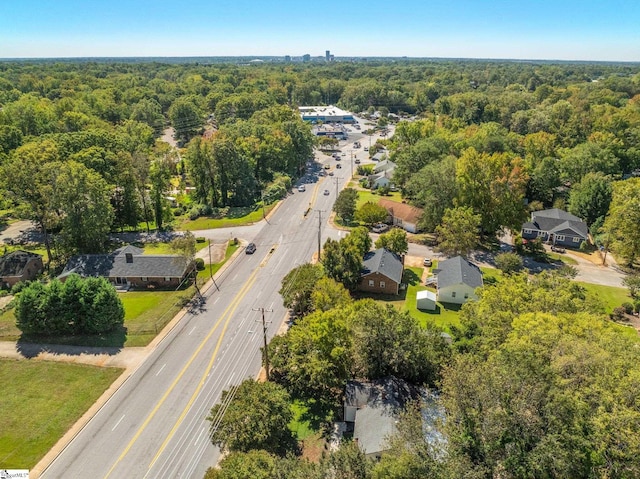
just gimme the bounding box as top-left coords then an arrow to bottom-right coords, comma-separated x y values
246,243 -> 256,254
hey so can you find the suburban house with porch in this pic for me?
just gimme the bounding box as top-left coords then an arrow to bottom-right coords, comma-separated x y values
58,245 -> 195,289
358,248 -> 403,295
377,199 -> 423,234
521,208 -> 589,248
0,250 -> 44,289
434,256 -> 483,304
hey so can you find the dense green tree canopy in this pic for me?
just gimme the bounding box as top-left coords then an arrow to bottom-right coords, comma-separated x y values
603,177 -> 640,265
207,379 -> 296,456
15,274 -> 124,336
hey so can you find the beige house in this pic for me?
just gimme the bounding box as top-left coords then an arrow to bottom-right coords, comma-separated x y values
377,199 -> 423,234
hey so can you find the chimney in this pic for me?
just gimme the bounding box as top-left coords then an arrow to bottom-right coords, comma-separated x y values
125,253 -> 133,263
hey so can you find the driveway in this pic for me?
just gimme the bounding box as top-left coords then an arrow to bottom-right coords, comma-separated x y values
0,219 -> 42,244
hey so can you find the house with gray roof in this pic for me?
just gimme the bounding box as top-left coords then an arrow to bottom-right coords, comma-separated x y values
344,377 -> 417,459
367,169 -> 395,190
0,250 -> 43,289
59,245 -> 195,290
358,248 -> 403,295
434,256 -> 483,304
521,208 -> 589,248
373,159 -> 396,174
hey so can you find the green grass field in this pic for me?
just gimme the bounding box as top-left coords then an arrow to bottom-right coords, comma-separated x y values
141,240 -> 209,255
178,204 -> 276,231
579,282 -> 632,314
0,359 -> 123,469
355,189 -> 403,210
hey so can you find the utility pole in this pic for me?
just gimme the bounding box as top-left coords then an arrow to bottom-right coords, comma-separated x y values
253,307 -> 273,381
208,240 -> 220,291
350,150 -> 353,178
314,209 -> 324,261
333,176 -> 341,197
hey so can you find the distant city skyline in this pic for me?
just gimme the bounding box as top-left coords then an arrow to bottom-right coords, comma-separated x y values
1,0 -> 639,61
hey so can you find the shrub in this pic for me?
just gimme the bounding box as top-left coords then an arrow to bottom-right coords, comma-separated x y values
634,301 -> 640,314
622,302 -> 634,314
10,281 -> 29,295
513,234 -> 524,255
611,306 -> 627,321
195,258 -> 205,270
495,252 -> 523,275
14,274 -> 124,336
579,241 -> 589,252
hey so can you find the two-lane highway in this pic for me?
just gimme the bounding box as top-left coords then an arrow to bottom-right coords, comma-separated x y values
42,163 -> 340,478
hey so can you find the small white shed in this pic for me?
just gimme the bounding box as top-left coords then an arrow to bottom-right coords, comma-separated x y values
416,290 -> 437,311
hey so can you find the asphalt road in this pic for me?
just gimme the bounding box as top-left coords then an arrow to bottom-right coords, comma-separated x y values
42,162 -> 343,478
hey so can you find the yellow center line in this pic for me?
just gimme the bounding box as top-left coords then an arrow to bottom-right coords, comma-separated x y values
147,271 -> 259,471
103,264 -> 263,479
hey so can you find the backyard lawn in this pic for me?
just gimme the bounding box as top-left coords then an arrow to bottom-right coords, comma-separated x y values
366,266 -> 463,333
0,359 -> 123,469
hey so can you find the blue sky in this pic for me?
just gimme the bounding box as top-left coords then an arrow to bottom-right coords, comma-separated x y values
1,0 -> 639,61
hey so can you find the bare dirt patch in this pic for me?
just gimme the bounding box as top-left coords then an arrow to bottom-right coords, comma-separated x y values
566,250 -> 605,265
0,295 -> 13,310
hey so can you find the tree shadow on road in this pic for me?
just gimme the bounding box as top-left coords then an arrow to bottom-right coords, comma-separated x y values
16,326 -> 127,357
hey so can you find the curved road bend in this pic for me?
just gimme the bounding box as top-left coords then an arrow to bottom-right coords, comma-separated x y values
42,170 -> 341,479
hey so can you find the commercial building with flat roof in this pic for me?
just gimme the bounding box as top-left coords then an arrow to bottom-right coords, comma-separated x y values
299,105 -> 356,124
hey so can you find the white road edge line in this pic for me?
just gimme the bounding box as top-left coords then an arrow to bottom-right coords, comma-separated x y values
155,364 -> 166,376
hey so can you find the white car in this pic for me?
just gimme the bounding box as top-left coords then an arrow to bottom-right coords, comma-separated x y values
297,185 -> 306,192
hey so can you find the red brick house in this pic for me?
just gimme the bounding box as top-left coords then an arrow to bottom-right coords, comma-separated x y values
358,248 -> 403,295
58,245 -> 195,290
0,250 -> 44,288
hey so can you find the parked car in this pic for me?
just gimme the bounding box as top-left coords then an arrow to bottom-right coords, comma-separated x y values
246,243 -> 256,254
364,147 -> 369,151
550,245 -> 565,253
298,185 -> 306,192
355,159 -> 361,164
323,189 -> 330,195
423,258 -> 432,267
324,164 -> 331,169
372,223 -> 390,233
328,171 -> 334,176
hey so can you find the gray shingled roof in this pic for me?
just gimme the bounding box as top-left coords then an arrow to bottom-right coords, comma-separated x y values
59,246 -> 191,280
346,377 -> 416,456
0,250 -> 41,277
361,248 -> 403,284
435,256 -> 483,289
526,208 -> 589,238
